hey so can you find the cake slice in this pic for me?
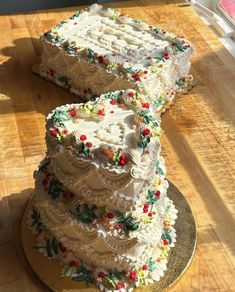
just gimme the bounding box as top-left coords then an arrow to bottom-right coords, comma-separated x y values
28,90 -> 178,290
35,3 -> 194,113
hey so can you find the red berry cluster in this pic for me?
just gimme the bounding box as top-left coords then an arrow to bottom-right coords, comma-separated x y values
69,109 -> 76,118
142,102 -> 150,109
132,73 -> 141,81
97,55 -> 104,64
119,154 -> 127,166
97,108 -> 105,116
163,51 -> 169,60
62,191 -> 75,202
143,128 -> 151,136
110,99 -> 117,105
129,270 -> 138,281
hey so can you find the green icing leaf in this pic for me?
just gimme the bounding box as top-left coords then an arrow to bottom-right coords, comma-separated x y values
138,134 -> 151,149
31,209 -> 42,233
71,264 -> 93,287
146,189 -> 158,205
87,48 -> 96,63
57,76 -> 69,87
38,159 -> 50,173
103,274 -> 116,289
117,214 -> 140,234
161,230 -> 172,244
75,204 -> 97,224
51,109 -> 70,128
148,257 -> 156,272
48,178 -> 64,200
125,67 -> 141,74
69,12 -> 81,20
156,160 -> 164,176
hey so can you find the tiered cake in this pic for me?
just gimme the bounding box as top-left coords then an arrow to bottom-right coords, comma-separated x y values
36,3 -> 193,113
28,90 -> 178,291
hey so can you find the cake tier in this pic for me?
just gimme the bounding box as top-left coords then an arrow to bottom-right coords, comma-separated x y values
46,90 -> 162,206
31,158 -> 177,276
38,3 -> 194,112
28,191 -> 177,291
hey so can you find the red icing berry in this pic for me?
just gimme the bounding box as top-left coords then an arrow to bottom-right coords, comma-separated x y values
115,282 -> 123,290
98,109 -> 105,116
70,110 -> 76,117
144,70 -> 148,74
114,224 -> 122,230
119,12 -> 126,17
120,154 -> 127,161
132,73 -> 141,81
80,134 -> 87,141
155,190 -> 160,197
58,243 -> 67,253
128,91 -> 135,97
42,179 -> 48,186
143,128 -> 151,136
143,204 -> 149,213
163,239 -> 169,245
86,142 -> 93,148
142,102 -> 150,109
110,110 -> 114,114
106,212 -> 114,219
63,129 -> 68,135
46,173 -> 51,179
97,55 -> 104,64
69,192 -> 75,198
129,270 -> 138,281
148,212 -> 153,217
142,264 -> 148,270
98,271 -> 105,279
69,260 -> 78,267
119,159 -> 127,166
110,99 -> 116,105
50,129 -> 57,136
163,52 -> 169,60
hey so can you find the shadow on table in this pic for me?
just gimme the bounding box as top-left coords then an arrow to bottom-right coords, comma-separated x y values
0,188 -> 50,291
0,37 -> 77,116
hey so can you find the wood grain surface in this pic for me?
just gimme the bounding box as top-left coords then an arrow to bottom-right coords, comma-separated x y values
0,1 -> 235,291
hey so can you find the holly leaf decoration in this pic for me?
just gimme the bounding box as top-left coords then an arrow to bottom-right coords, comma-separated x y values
38,159 -> 50,173
72,264 -> 93,287
48,178 -> 64,200
51,109 -> 70,128
156,160 -> 164,176
31,209 -> 42,233
75,204 -> 97,224
57,76 -> 69,87
103,274 -> 116,289
87,48 -> 96,63
161,230 -> 172,244
148,257 -> 156,272
117,214 -> 140,233
138,134 -> 151,149
146,189 -> 158,205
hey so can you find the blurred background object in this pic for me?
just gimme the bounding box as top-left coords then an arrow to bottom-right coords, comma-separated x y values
188,0 -> 235,57
0,0 -> 121,14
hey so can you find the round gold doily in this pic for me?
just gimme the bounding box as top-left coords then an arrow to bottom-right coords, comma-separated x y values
21,181 -> 196,292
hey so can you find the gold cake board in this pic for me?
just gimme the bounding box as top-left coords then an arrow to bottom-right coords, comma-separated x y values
21,181 -> 197,292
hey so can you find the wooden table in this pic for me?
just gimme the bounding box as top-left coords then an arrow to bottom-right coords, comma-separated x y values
0,1 -> 235,291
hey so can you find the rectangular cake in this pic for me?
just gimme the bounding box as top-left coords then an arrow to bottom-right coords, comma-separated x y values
36,4 -> 194,113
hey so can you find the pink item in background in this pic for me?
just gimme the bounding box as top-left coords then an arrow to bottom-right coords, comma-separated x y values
219,0 -> 235,22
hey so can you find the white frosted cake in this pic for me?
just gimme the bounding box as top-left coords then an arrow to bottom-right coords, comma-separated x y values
27,90 -> 178,291
36,3 -> 193,113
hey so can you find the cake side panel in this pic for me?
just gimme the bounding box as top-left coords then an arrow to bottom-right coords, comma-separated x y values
38,40 -> 136,99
